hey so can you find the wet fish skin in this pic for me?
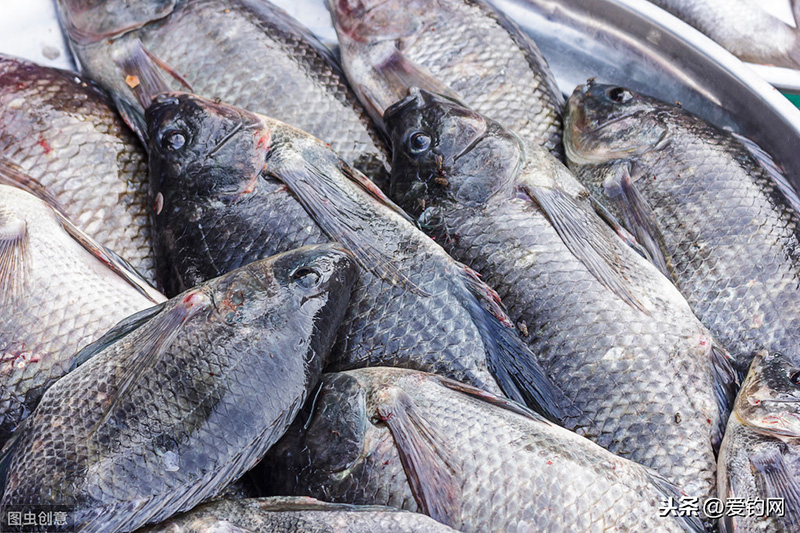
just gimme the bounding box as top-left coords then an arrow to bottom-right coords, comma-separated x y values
327,0 -> 564,157
384,89 -> 737,501
144,92 -> 564,421
564,82 -> 800,372
718,351 -> 800,533
0,244 -> 358,533
0,55 -> 155,283
0,184 -> 164,445
138,496 -> 458,532
647,0 -> 800,69
57,0 -> 391,186
262,368 -> 703,533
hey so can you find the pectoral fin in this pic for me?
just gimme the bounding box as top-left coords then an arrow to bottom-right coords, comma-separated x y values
601,162 -> 670,278
268,150 -> 426,295
0,207 -> 29,307
521,183 -> 648,314
749,445 -> 800,530
375,386 -> 462,529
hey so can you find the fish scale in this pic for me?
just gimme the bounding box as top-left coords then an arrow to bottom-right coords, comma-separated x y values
263,368 -> 702,532
0,185 -> 163,445
0,56 -> 155,283
566,84 -> 800,372
0,245 -> 358,532
385,90 -> 736,502
62,0 -> 391,187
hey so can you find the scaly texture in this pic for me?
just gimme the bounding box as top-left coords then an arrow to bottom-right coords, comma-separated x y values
0,55 -> 154,282
62,0 -> 390,186
144,93 -> 564,418
0,245 -> 358,533
263,368 -> 700,532
385,90 -> 736,501
0,185 -> 163,444
647,0 -> 800,68
330,0 -> 564,156
140,496 -> 458,532
566,83 -> 800,371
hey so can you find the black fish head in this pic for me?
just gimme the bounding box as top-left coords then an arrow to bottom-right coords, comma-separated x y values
259,371 -> 374,493
565,82 -> 670,165
735,351 -> 800,439
56,0 -> 176,44
385,89 -> 523,232
145,92 -> 271,210
210,244 -> 359,372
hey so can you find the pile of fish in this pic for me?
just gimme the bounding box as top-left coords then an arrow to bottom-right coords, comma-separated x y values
0,0 -> 798,531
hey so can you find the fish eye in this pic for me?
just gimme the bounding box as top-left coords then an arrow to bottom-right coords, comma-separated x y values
790,371 -> 800,386
607,87 -> 633,104
292,266 -> 321,289
161,129 -> 187,152
407,131 -> 432,154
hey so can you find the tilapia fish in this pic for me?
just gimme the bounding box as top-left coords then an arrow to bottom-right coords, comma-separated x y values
385,90 -> 737,501
327,0 -> 564,157
565,82 -> 800,372
139,496 -> 457,532
145,92 -> 562,422
718,351 -> 800,533
0,244 -> 358,533
262,368 -> 704,532
0,182 -> 164,445
647,0 -> 800,69
0,55 -> 155,282
56,0 -> 390,186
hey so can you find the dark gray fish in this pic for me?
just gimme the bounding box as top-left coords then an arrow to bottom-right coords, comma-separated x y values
144,92 -> 563,423
262,368 -> 704,532
0,182 -> 164,445
0,244 -> 358,533
564,82 -> 800,372
718,351 -> 800,533
647,0 -> 800,69
327,0 -> 564,157
138,496 -> 457,532
384,89 -> 738,501
0,54 -> 155,283
56,0 -> 390,186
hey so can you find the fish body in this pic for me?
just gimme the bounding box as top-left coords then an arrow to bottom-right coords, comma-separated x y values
647,0 -> 800,69
57,0 -> 390,185
0,183 -> 164,444
384,89 -> 737,500
263,368 -> 703,533
140,496 -> 458,532
565,83 -> 800,372
145,92 -> 562,421
0,55 -> 155,282
718,351 -> 800,532
0,244 -> 358,533
327,0 -> 564,156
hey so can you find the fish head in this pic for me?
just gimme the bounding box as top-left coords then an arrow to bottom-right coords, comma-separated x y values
327,0 -> 431,43
211,244 -> 358,369
735,350 -> 800,439
565,82 -> 669,165
145,92 -> 271,209
56,0 -> 176,44
385,89 -> 523,232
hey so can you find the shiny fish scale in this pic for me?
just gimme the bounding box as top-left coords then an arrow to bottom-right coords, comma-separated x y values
575,124 -> 800,371
0,57 -> 154,282
117,0 -> 389,181
141,497 -> 458,532
0,188 -> 158,444
446,193 -> 720,500
399,0 -> 563,154
272,369 -> 692,532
